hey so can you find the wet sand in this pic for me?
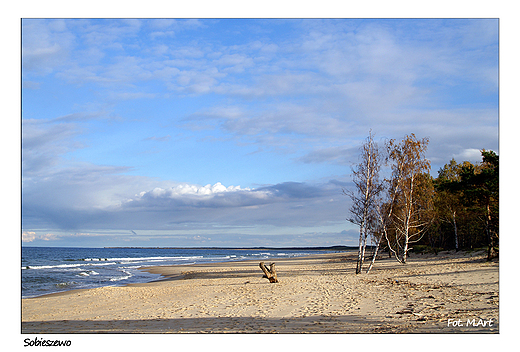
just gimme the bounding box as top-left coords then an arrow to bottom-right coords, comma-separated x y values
22,250 -> 498,333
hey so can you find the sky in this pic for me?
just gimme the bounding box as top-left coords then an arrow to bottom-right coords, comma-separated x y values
20,18 -> 499,248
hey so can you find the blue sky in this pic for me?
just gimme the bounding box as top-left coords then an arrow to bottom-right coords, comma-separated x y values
21,18 -> 499,247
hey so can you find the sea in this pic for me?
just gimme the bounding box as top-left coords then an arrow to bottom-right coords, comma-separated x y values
21,247 -> 339,298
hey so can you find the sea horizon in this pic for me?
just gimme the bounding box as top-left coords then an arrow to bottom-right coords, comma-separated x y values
22,245 -> 359,250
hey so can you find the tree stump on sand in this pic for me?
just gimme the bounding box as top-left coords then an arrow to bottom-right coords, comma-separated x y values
259,262 -> 279,283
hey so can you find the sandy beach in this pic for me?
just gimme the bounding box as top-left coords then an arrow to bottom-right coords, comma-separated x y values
22,250 -> 498,334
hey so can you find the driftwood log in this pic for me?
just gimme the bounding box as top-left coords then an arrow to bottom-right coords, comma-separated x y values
259,262 -> 278,283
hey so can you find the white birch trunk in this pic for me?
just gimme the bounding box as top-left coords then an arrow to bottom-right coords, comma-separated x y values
453,210 -> 458,251
366,235 -> 381,273
356,225 -> 364,274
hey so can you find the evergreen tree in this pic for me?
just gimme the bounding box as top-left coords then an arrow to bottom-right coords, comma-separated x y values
458,150 -> 499,260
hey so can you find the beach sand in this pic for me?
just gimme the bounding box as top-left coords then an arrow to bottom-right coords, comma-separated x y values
22,250 -> 498,334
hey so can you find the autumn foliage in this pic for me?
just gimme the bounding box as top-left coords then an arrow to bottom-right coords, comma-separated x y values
348,133 -> 498,272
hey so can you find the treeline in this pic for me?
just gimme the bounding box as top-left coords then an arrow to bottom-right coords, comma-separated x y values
346,132 -> 498,274
429,151 -> 498,255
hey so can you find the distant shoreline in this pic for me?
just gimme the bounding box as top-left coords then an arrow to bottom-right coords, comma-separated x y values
103,245 -> 362,251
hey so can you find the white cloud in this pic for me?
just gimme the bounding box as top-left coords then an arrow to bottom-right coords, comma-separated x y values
22,232 -> 59,242
69,232 -> 106,237
79,19 -> 141,49
160,182 -> 249,196
40,233 -> 58,241
23,170 -> 348,233
132,182 -> 271,208
22,20 -> 75,74
22,232 -> 37,242
453,148 -> 483,163
22,19 -> 497,99
20,19 -> 498,246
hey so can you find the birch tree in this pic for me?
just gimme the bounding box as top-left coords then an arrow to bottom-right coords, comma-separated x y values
346,131 -> 383,274
365,220 -> 384,273
385,134 -> 433,264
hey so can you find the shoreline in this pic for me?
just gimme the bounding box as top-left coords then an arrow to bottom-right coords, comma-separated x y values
22,251 -> 343,300
22,250 -> 498,333
138,251 -> 339,282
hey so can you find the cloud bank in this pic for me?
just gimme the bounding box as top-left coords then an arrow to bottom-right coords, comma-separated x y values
21,19 -> 498,247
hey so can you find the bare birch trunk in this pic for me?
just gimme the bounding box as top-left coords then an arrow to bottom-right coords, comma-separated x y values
366,235 -> 381,273
386,134 -> 431,265
361,233 -> 367,269
349,132 -> 382,275
356,225 -> 364,274
377,200 -> 403,264
402,238 -> 409,264
453,211 -> 459,251
486,202 -> 493,261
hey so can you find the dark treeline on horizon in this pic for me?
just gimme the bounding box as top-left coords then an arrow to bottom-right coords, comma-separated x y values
103,245 -> 359,251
